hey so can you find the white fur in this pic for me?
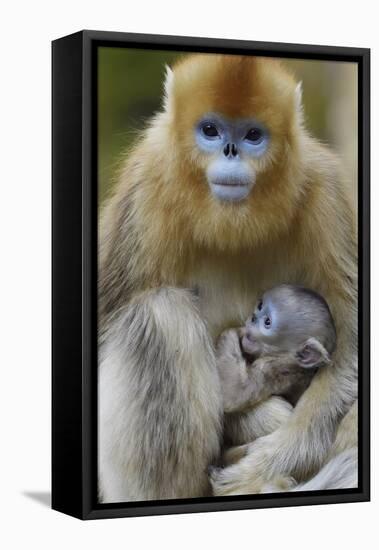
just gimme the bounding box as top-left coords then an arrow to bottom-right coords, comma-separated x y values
294,448 -> 358,491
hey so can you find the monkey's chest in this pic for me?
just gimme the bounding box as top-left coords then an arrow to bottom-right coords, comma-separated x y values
186,254 -> 297,339
186,264 -> 259,339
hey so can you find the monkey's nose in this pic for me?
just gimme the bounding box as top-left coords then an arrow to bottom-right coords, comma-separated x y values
223,143 -> 238,158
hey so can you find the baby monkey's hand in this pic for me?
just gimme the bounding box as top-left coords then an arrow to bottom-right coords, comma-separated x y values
215,328 -> 254,413
216,328 -> 245,362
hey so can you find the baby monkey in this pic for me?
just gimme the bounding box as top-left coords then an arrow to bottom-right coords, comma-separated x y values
216,285 -> 337,451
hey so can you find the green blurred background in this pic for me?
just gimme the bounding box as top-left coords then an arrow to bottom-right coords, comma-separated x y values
98,47 -> 358,207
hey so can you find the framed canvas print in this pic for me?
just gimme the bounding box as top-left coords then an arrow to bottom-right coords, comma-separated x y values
52,30 -> 370,520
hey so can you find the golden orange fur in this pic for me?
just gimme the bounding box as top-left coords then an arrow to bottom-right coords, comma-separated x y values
101,54 -> 355,330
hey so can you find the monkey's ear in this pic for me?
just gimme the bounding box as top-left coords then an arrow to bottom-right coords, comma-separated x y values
295,81 -> 303,107
294,81 -> 304,123
295,337 -> 331,369
163,65 -> 175,112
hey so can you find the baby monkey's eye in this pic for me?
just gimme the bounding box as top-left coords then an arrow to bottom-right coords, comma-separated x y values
245,127 -> 264,143
202,123 -> 220,138
257,299 -> 263,311
264,317 -> 271,328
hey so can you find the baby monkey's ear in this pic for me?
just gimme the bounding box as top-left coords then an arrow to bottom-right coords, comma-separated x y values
295,337 -> 331,369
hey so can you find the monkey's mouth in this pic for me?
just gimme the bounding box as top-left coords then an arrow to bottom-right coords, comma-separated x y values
213,181 -> 248,188
241,334 -> 260,359
209,179 -> 253,202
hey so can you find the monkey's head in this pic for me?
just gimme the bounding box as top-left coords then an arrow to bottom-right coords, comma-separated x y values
241,285 -> 337,369
163,54 -> 303,210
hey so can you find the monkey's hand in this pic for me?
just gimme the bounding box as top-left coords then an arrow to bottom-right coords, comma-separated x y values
215,329 -> 258,413
216,328 -> 245,363
210,432 -> 297,495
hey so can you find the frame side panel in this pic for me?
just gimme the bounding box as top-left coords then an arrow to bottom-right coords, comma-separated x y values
52,32 -> 84,519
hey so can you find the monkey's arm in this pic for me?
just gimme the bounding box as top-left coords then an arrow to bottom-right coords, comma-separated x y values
216,329 -> 269,412
216,330 -> 312,413
216,330 -> 296,462
222,396 -> 293,465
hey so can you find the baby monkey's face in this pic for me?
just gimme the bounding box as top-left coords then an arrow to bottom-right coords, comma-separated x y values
241,292 -> 286,358
241,285 -> 334,364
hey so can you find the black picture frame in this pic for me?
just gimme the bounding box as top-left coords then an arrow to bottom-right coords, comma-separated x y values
52,30 -> 370,520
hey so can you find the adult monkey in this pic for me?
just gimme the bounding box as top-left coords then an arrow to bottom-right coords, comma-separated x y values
98,55 -> 357,502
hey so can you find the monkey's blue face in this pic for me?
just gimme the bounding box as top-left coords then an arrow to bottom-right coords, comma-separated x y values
195,113 -> 269,202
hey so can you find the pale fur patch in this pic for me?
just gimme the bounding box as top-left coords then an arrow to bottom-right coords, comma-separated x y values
99,288 -> 222,503
294,448 -> 358,491
163,65 -> 174,112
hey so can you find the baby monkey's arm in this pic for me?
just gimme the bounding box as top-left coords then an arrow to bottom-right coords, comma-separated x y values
216,329 -> 315,413
216,328 -> 265,413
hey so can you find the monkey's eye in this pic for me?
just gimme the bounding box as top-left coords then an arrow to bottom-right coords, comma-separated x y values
245,128 -> 264,144
251,314 -> 256,323
257,300 -> 263,311
201,123 -> 220,138
264,317 -> 271,329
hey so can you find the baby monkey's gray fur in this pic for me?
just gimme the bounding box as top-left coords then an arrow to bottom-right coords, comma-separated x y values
216,285 -> 336,460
